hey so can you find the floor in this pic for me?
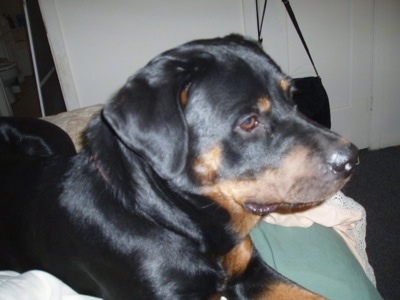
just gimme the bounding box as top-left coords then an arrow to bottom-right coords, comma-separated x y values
11,76 -> 42,118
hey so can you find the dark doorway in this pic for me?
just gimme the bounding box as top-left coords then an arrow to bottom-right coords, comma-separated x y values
24,0 -> 66,116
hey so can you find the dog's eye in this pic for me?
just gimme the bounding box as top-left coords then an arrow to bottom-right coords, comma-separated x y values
240,116 -> 259,132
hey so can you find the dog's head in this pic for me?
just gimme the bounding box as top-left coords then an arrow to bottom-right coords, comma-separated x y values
103,34 -> 358,231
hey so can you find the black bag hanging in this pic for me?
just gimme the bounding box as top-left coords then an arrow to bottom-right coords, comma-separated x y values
256,0 -> 331,128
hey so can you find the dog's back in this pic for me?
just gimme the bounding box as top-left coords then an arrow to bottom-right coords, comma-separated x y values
0,117 -> 76,273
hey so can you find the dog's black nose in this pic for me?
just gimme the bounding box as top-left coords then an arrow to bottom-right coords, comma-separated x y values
327,143 -> 359,176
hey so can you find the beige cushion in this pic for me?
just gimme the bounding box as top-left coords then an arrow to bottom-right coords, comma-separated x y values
42,105 -> 103,152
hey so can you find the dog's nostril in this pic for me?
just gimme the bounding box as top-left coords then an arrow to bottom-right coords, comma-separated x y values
328,144 -> 359,176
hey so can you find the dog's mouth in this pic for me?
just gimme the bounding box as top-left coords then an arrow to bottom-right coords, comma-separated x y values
244,201 -> 323,216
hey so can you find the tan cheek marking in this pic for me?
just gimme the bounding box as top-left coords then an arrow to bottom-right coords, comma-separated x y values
203,181 -> 262,237
192,144 -> 222,185
201,147 -> 317,237
204,147 -> 314,204
280,79 -> 290,92
260,282 -> 326,300
203,180 -> 262,237
257,97 -> 271,113
197,145 -> 340,238
222,236 -> 254,278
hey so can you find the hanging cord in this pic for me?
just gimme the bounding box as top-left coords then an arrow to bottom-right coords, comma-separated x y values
282,0 -> 319,76
255,0 -> 267,44
255,0 -> 320,77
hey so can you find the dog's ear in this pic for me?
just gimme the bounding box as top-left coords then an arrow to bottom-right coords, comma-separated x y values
103,51 -> 213,179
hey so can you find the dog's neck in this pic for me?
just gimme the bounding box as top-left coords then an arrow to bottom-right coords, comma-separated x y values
89,152 -> 115,188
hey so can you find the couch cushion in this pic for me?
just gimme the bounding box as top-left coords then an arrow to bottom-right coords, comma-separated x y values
251,222 -> 382,299
43,105 -> 103,151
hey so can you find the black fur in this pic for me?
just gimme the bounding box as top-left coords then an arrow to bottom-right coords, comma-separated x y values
0,117 -> 76,156
0,35 -> 358,299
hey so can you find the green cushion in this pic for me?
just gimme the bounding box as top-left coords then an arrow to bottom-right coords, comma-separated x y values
250,222 -> 382,300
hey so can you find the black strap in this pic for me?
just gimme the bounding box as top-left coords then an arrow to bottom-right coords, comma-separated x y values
256,0 -> 319,76
255,0 -> 267,44
282,0 -> 319,76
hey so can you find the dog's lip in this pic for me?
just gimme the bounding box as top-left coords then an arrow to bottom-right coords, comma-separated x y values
244,202 -> 280,216
244,201 -> 322,216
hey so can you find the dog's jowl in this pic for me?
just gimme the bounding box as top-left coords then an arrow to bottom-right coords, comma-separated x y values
0,34 -> 358,299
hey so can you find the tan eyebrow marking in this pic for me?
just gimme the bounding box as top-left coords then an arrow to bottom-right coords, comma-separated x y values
280,79 -> 290,92
257,97 -> 271,113
180,83 -> 191,107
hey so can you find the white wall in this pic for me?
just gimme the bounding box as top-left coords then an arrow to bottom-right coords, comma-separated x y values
38,0 -> 400,149
39,0 -> 245,109
243,0 -> 377,149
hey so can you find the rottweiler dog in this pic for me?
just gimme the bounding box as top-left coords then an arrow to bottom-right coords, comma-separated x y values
0,35 -> 358,299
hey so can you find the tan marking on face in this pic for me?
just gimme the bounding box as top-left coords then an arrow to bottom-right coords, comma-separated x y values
259,282 -> 326,299
180,83 -> 191,107
200,146 -> 347,237
280,78 -> 290,92
222,236 -> 254,278
257,97 -> 271,113
203,182 -> 262,237
208,294 -> 223,300
192,144 -> 222,185
205,146 -> 330,204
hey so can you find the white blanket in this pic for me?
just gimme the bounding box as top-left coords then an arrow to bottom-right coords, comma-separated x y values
0,271 -> 100,300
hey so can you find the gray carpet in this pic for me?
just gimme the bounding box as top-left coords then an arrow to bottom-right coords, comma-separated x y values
343,146 -> 400,300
